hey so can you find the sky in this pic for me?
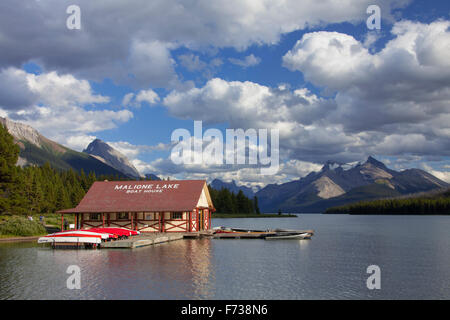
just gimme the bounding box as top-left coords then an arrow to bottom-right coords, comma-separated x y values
0,0 -> 449,188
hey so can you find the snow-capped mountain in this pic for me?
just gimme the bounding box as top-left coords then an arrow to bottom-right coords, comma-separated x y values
256,156 -> 449,213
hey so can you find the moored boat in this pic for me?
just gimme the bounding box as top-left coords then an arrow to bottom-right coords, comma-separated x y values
86,227 -> 139,238
38,230 -> 104,248
265,233 -> 311,240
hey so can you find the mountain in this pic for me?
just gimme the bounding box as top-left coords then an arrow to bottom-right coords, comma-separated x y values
256,156 -> 449,213
0,117 -> 129,177
210,179 -> 255,198
83,139 -> 141,179
145,173 -> 161,181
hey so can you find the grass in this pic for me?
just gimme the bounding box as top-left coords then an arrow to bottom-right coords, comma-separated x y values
0,213 -> 75,238
212,213 -> 297,218
0,216 -> 47,237
40,213 -> 74,228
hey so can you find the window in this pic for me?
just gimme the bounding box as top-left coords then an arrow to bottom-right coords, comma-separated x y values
118,212 -> 129,220
89,213 -> 101,220
171,212 -> 183,220
144,213 -> 153,220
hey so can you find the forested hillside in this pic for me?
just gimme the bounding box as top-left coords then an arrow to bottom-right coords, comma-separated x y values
325,189 -> 450,215
208,186 -> 260,215
0,123 -> 127,216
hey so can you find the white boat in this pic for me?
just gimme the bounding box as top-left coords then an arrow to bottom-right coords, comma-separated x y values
37,230 -> 105,245
38,236 -> 102,244
48,230 -> 110,239
265,233 -> 311,240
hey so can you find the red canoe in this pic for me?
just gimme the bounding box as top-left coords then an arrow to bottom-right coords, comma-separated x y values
87,227 -> 139,237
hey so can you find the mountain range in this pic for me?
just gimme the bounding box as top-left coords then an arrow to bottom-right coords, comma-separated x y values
2,117 -> 447,213
0,117 -> 161,180
210,179 -> 256,198
212,156 -> 448,213
255,156 -> 448,213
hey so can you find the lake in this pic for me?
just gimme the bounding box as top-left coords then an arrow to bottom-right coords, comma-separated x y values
1,214 -> 449,299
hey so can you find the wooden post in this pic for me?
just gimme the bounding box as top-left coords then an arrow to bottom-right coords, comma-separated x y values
81,213 -> 84,229
188,211 -> 191,232
102,213 -> 105,228
161,212 -> 165,232
131,212 -> 133,231
207,209 -> 210,230
61,213 -> 64,231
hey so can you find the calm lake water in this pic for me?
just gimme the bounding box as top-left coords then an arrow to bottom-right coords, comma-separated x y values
1,214 -> 449,300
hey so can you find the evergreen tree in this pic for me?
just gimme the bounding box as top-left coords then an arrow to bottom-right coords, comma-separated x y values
0,124 -> 20,214
254,196 -> 260,214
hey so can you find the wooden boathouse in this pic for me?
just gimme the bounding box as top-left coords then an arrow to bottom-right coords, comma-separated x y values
57,180 -> 215,233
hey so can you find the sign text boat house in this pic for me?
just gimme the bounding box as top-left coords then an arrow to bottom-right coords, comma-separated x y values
58,180 -> 215,233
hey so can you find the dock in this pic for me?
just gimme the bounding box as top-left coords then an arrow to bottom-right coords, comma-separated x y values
47,228 -> 314,249
100,231 -> 215,248
102,233 -> 184,249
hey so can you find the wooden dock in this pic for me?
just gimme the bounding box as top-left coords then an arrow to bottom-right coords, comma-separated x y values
102,233 -> 184,249
102,230 -> 217,248
60,228 -> 314,248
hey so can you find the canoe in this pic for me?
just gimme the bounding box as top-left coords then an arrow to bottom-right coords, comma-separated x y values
265,233 -> 311,240
87,227 -> 138,237
38,230 -> 103,244
38,236 -> 102,244
43,230 -> 109,240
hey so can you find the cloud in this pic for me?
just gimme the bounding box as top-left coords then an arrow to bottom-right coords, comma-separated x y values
0,68 -> 38,110
228,54 -> 261,67
178,54 -> 208,72
108,141 -> 172,159
0,0 -> 409,87
64,134 -> 97,151
13,107 -> 134,151
178,54 -> 224,79
0,68 -> 133,151
137,152 -> 322,188
0,67 -> 109,110
27,71 -> 110,107
128,40 -> 179,88
162,77 -> 361,163
281,20 -> 450,159
160,20 -> 450,165
422,163 -> 450,183
283,31 -> 374,90
122,89 -> 160,107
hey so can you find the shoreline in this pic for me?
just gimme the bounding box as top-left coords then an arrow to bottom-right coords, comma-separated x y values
0,235 -> 43,242
0,215 -> 298,242
212,214 -> 297,218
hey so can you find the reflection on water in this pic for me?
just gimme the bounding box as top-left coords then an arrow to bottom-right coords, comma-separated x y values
0,239 -> 214,300
1,215 -> 450,299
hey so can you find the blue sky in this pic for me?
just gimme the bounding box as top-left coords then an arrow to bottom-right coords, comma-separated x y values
1,0 -> 450,187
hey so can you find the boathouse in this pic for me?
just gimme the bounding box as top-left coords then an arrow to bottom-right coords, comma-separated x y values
57,180 -> 215,233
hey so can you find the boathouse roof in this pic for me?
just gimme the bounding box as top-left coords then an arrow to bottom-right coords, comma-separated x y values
58,180 -> 214,213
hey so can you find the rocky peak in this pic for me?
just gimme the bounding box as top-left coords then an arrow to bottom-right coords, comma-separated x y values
365,156 -> 387,169
0,117 -> 42,147
83,139 -> 141,179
